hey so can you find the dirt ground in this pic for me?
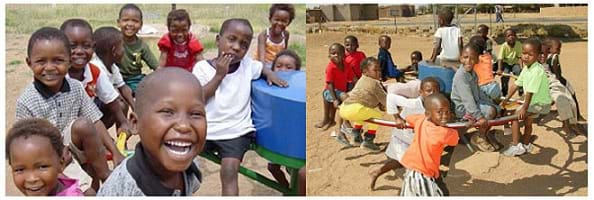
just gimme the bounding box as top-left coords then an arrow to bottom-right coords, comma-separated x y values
3,32 -> 295,196
305,32 -> 587,195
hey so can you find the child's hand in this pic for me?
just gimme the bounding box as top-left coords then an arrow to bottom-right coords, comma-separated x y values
215,53 -> 233,76
333,100 -> 340,108
394,117 -> 406,129
267,73 -> 288,87
518,107 -> 527,120
465,118 -> 476,128
477,118 -> 488,129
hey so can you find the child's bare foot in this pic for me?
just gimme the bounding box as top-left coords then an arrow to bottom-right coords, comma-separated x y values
369,168 -> 381,190
321,121 -> 336,131
562,125 -> 577,137
314,120 -> 329,129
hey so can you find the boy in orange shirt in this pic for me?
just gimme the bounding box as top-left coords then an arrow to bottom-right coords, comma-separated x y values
400,93 -> 458,196
469,35 -> 501,103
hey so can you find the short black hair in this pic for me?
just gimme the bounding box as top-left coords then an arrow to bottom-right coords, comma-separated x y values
60,18 -> 93,33
269,4 -> 295,23
378,35 -> 391,42
468,35 -> 486,53
167,9 -> 191,29
421,77 -> 441,91
360,57 -> 378,72
330,43 -> 345,53
219,18 -> 253,36
463,43 -> 481,55
93,26 -> 122,58
411,50 -> 423,60
423,93 -> 449,111
523,38 -> 542,54
119,3 -> 143,21
477,24 -> 489,32
272,49 -> 301,71
504,28 -> 516,35
6,118 -> 64,164
438,8 -> 454,24
344,35 -> 358,44
27,27 -> 70,58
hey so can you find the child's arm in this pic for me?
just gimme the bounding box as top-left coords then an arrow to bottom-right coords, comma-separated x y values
284,31 -> 290,49
261,67 -> 288,87
105,99 -> 130,136
496,46 -> 505,75
458,36 -> 463,58
142,42 -> 160,71
195,52 -> 204,62
203,54 -> 233,101
452,74 -> 486,122
256,31 -> 267,62
118,85 -> 135,111
429,37 -> 441,63
158,51 -> 167,69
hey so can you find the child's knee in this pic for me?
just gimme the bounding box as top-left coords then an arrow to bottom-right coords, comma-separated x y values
71,118 -> 97,141
220,158 -> 241,176
267,163 -> 281,172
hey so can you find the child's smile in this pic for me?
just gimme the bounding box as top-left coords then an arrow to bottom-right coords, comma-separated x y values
270,10 -> 290,35
64,26 -> 94,70
118,9 -> 143,38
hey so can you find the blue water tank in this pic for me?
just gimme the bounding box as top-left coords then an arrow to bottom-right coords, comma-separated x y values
251,71 -> 305,160
418,61 -> 456,93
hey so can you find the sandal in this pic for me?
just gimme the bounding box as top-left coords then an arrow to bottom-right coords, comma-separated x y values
471,134 -> 496,152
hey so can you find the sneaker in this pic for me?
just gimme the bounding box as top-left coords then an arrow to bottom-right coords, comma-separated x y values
471,135 -> 496,152
352,135 -> 363,145
523,143 -> 533,153
340,124 -> 353,136
360,141 -> 380,151
502,143 -> 526,157
335,134 -> 352,147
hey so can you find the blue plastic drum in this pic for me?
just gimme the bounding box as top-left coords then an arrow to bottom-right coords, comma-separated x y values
418,61 -> 456,93
251,71 -> 305,160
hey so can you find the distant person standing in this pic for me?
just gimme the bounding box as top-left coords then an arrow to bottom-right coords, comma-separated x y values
495,5 -> 504,23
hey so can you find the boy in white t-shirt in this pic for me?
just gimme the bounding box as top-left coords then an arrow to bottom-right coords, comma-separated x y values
192,18 -> 287,195
429,8 -> 463,68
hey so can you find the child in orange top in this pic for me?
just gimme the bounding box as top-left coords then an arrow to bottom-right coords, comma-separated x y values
256,4 -> 295,69
400,93 -> 458,196
469,35 -> 501,103
157,9 -> 204,72
344,35 -> 366,78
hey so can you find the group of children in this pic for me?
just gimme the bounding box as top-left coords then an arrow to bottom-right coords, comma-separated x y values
316,7 -> 586,196
7,3 -> 304,196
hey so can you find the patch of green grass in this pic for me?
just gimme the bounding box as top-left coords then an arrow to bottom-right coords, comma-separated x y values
8,60 -> 22,66
289,42 -> 306,69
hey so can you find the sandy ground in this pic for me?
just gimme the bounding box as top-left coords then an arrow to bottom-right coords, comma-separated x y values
305,32 -> 587,196
3,32 -> 304,196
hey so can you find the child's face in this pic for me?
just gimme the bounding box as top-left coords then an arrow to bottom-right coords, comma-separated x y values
410,54 -> 421,66
168,20 -> 190,44
379,37 -> 391,50
521,43 -> 539,66
273,55 -> 297,71
216,22 -> 253,64
419,82 -> 439,97
426,99 -> 451,127
10,135 -> 64,196
135,76 -> 207,173
113,39 -> 124,64
550,42 -> 562,54
538,53 -> 547,64
269,10 -> 291,35
63,26 -> 94,70
26,39 -> 70,92
505,31 -> 517,45
344,38 -> 358,53
118,8 -> 143,38
478,27 -> 488,37
460,47 -> 479,72
363,61 -> 381,80
328,45 -> 345,65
